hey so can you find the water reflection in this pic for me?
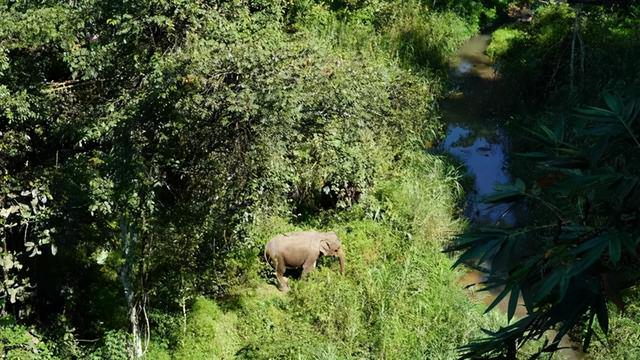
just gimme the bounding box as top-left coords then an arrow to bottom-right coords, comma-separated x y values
442,125 -> 515,225
454,59 -> 474,76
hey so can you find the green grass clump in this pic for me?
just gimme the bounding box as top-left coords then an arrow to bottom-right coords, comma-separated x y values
588,288 -> 640,359
0,317 -> 55,359
386,7 -> 477,73
168,151 -> 503,359
172,299 -> 241,359
486,27 -> 525,60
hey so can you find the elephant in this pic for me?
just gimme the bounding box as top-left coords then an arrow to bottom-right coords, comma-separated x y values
264,231 -> 345,292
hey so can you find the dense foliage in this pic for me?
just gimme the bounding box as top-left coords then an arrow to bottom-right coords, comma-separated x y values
0,0 -> 490,358
450,94 -> 640,358
450,1 -> 640,358
6,0 -> 639,358
487,2 -> 640,106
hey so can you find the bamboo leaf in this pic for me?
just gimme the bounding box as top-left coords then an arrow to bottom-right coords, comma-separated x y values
575,105 -> 616,118
534,270 -> 562,302
569,241 -> 607,276
507,286 -> 520,323
595,298 -> 609,334
485,286 -> 511,314
609,235 -> 622,265
603,92 -> 623,114
558,271 -> 569,302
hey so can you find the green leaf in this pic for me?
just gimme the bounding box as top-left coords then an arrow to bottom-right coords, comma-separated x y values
595,298 -> 609,333
575,106 -> 616,119
482,182 -> 526,203
558,271 -> 569,302
514,151 -> 548,159
621,99 -> 640,126
539,125 -> 557,143
609,235 -> 622,265
534,270 -> 562,302
484,286 -> 510,314
452,239 -> 500,268
570,241 -> 607,276
507,286 -> 520,323
603,92 -> 623,114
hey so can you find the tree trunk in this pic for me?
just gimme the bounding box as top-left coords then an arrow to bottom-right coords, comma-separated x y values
119,216 -> 143,359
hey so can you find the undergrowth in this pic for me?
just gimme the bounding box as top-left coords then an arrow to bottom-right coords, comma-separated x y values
164,151 -> 504,359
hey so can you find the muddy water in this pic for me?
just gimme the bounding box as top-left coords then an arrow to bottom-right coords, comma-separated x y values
441,35 -> 584,359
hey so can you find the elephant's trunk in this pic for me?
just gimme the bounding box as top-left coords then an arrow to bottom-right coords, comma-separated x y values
337,248 -> 345,274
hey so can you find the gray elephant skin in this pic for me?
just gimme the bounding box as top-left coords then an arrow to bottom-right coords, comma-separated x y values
264,231 -> 345,292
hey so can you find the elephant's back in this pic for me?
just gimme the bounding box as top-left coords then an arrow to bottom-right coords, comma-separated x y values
282,231 -> 320,240
274,232 -> 318,251
266,231 -> 320,252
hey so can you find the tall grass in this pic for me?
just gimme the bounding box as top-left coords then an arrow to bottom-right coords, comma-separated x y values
292,1 -> 476,74
160,151 -> 503,359
386,9 -> 477,73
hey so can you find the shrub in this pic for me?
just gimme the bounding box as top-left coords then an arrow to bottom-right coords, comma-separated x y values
0,317 -> 55,359
172,299 -> 241,360
86,330 -> 129,360
486,27 -> 525,60
386,8 -> 477,73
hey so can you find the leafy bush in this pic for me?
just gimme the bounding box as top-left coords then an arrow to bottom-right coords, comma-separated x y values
486,27 -> 525,60
172,299 -> 240,359
0,317 -> 54,359
86,330 -> 129,360
385,6 -> 476,73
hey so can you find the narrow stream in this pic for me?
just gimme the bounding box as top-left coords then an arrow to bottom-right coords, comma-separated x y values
441,35 -> 584,359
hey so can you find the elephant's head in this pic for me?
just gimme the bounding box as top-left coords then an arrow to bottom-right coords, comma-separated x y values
319,232 -> 345,274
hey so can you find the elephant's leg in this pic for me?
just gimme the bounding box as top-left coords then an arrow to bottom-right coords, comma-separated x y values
301,257 -> 317,278
275,257 -> 289,292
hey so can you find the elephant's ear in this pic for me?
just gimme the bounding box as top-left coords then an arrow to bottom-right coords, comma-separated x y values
319,239 -> 331,255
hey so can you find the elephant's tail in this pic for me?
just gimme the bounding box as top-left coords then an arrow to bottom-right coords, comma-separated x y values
264,246 -> 272,268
